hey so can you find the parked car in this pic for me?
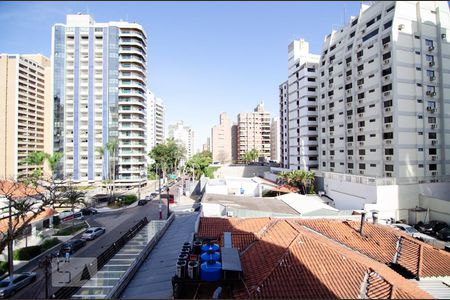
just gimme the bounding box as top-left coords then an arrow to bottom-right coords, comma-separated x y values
150,192 -> 158,198
0,272 -> 37,298
415,220 -> 448,235
80,207 -> 98,216
81,227 -> 105,240
390,224 -> 436,242
59,239 -> 86,255
137,200 -> 148,206
436,227 -> 450,241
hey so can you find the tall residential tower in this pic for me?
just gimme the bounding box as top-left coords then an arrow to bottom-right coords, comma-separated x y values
52,14 -> 148,186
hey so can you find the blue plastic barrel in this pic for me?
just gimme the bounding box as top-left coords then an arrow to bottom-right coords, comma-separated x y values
201,242 -> 219,253
200,250 -> 220,262
200,260 -> 222,282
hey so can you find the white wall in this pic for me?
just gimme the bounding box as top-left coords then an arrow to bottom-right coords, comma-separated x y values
419,195 -> 450,223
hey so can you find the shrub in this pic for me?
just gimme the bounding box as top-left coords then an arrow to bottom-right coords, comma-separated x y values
13,245 -> 42,261
41,238 -> 61,250
55,223 -> 87,236
0,261 -> 8,275
119,194 -> 137,206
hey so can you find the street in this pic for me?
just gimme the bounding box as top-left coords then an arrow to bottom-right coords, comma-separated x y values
12,199 -> 168,299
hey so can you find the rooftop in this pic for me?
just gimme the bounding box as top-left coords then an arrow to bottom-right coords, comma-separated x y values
196,216 -> 450,299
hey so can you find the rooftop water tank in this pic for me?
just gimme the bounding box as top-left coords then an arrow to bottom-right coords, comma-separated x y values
193,241 -> 202,254
201,242 -> 219,253
200,260 -> 222,282
200,250 -> 221,262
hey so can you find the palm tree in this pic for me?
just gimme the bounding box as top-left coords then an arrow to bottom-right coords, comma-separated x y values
45,152 -> 63,178
304,170 -> 316,194
106,140 -> 119,200
21,151 -> 47,178
63,187 -> 86,228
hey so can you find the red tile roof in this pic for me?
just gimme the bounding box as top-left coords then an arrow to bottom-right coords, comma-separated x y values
0,207 -> 57,234
197,217 -> 440,299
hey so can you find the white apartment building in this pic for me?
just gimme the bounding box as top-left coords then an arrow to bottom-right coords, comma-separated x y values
279,81 -> 289,168
146,90 -> 165,152
317,1 -> 450,221
211,112 -> 232,164
52,14 -> 148,187
280,39 -> 320,170
270,117 -> 280,162
0,54 -> 52,179
237,102 -> 271,162
168,121 -> 195,160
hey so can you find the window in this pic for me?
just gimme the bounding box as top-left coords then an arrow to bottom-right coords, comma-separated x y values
425,39 -> 434,47
416,67 -> 422,71
429,148 -> 437,155
415,51 -> 421,55
366,19 -> 375,27
418,164 -> 424,168
382,84 -> 392,92
347,123 -> 353,128
358,93 -> 365,100
357,64 -> 364,71
359,164 -> 366,170
427,70 -> 435,77
382,52 -> 391,60
357,50 -> 363,58
357,78 -> 364,86
386,5 -> 395,13
348,149 -> 354,155
427,101 -> 436,109
363,28 -> 379,42
370,149 -> 376,152
307,68 -> 315,72
382,36 -> 390,45
346,70 -> 352,76
384,20 -> 393,30
348,163 -> 354,169
385,165 -> 394,171
357,107 -> 365,113
368,59 -> 374,64
346,83 -> 352,90
418,148 -> 423,152
382,68 -> 392,76
350,31 -> 356,38
427,85 -> 436,93
383,132 -> 393,139
347,96 -> 353,103
369,89 -> 375,93
429,164 -> 437,171
359,149 -> 366,155
385,148 -> 394,155
352,18 -> 358,26
347,136 -> 353,142
357,135 -> 365,142
384,116 -> 393,123
426,54 -> 434,62
429,132 -> 437,139
370,164 -> 376,167
358,121 -> 365,127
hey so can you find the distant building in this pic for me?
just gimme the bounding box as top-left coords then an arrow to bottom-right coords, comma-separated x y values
147,90 -> 165,152
270,117 -> 280,162
231,123 -> 238,163
52,14 -> 148,186
237,102 -> 271,162
168,120 -> 195,159
211,112 -> 232,164
0,54 -> 52,179
202,137 -> 210,152
279,39 -> 320,171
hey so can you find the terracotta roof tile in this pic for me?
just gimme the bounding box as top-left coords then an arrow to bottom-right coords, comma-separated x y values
0,207 -> 57,234
396,237 -> 420,275
219,233 -> 257,252
365,270 -> 393,299
420,246 -> 450,278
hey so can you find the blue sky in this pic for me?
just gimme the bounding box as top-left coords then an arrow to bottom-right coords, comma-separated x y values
0,1 -> 362,150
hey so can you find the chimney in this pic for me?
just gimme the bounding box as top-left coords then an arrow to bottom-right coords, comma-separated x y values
372,211 -> 378,224
360,211 -> 367,236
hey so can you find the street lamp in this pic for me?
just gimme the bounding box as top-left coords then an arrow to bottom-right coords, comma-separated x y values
137,170 -> 145,200
158,167 -> 162,220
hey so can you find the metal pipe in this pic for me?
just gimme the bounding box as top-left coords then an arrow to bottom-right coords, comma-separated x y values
360,211 -> 366,236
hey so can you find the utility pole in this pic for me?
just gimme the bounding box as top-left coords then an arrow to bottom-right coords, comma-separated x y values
166,184 -> 170,219
158,167 -> 162,220
7,199 -> 13,279
38,254 -> 52,299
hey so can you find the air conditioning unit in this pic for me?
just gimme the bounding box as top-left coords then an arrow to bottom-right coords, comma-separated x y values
383,43 -> 389,49
386,140 -> 392,144
384,59 -> 390,65
349,169 -> 353,174
346,76 -> 351,81
385,123 -> 391,129
386,172 -> 393,177
347,89 -> 351,94
347,142 -> 352,147
359,142 -> 364,146
358,44 -> 362,48
330,168 -> 334,172
358,85 -> 363,90
329,71 -> 333,76
348,156 -> 352,160
431,140 -> 437,145
347,62 -> 351,67
360,170 -> 365,175
358,71 -> 363,76
330,131 -> 334,136
358,99 -> 363,104
330,96 -> 333,100
359,127 -> 364,132
384,91 -> 390,96
432,171 -> 437,176
398,24 -> 405,30
428,46 -> 435,51
358,57 -> 362,62
429,61 -> 435,67
426,106 -> 432,111
431,92 -> 436,96
329,83 -> 333,88
330,119 -> 334,124
431,108 -> 437,113
330,156 -> 334,160
442,33 -> 446,39
386,156 -> 392,161
362,29 -> 366,34
330,144 -> 334,148
359,113 -> 364,117
347,129 -> 352,134
360,156 -> 364,160
430,76 -> 435,81
347,116 -> 352,120
431,124 -> 436,129
384,75 -> 390,80
431,155 -> 437,161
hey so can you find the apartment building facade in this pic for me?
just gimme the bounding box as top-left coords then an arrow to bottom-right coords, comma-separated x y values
211,112 -> 232,164
147,90 -> 165,152
279,81 -> 289,168
237,103 -> 271,162
0,54 -> 52,179
270,117 -> 280,162
168,121 -> 195,160
317,1 -> 450,220
52,14 -> 148,186
280,39 -> 320,171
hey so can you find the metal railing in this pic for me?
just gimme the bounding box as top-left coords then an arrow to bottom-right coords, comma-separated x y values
52,217 -> 149,299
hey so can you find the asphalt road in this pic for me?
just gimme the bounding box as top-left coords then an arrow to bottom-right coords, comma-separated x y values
12,199 -> 168,299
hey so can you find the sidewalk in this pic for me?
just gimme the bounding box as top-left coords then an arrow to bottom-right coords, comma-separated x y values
96,200 -> 140,213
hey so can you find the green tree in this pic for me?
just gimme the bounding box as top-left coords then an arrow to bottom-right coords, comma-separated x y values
148,140 -> 185,179
242,149 -> 259,164
106,139 -> 119,199
21,151 -> 47,178
185,151 -> 213,180
62,184 -> 86,228
276,169 -> 316,195
45,152 -> 63,176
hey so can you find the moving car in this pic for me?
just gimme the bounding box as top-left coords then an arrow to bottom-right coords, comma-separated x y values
59,239 -> 86,255
0,272 -> 37,298
436,227 -> 450,241
137,200 -> 148,206
390,223 -> 436,242
415,220 -> 448,235
81,227 -> 106,240
81,207 -> 98,216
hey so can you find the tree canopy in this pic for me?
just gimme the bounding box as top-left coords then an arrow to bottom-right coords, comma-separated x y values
148,139 -> 186,177
185,151 -> 213,180
277,169 -> 316,195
